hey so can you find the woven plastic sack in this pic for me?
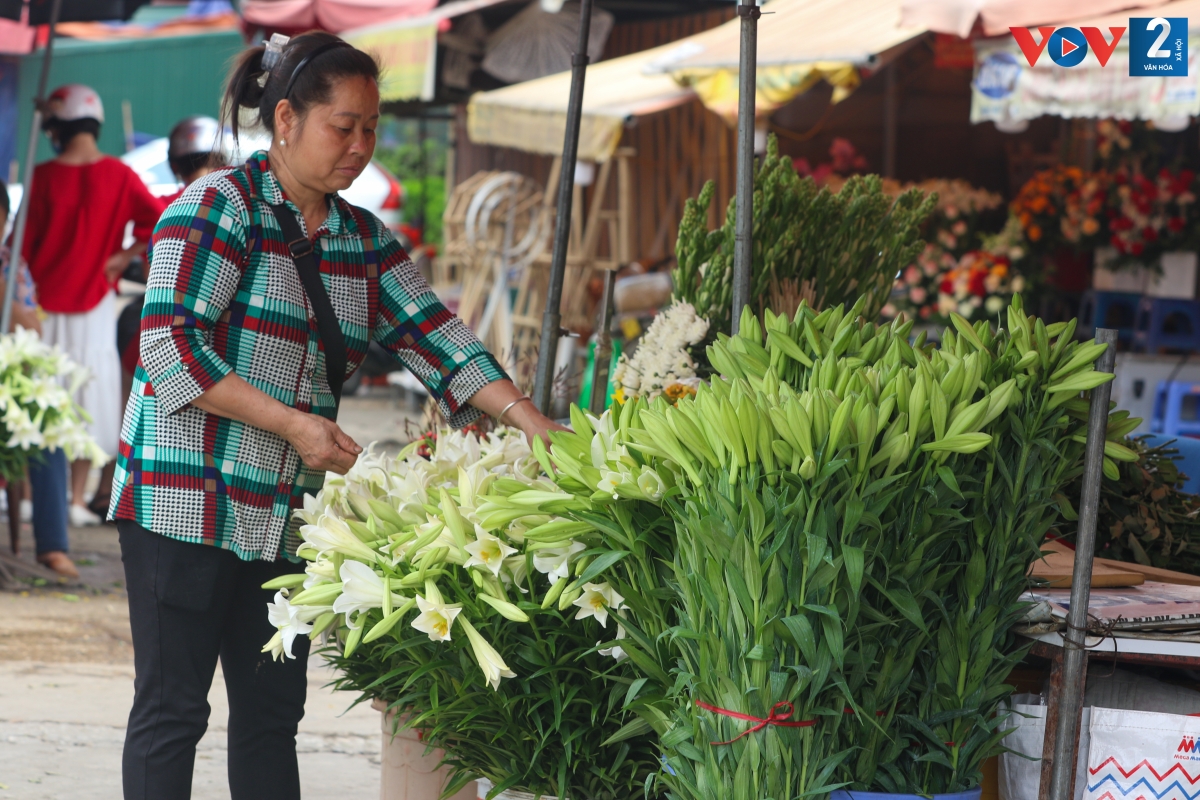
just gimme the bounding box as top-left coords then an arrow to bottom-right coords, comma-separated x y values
998,704 -> 1091,800
1085,707 -> 1200,799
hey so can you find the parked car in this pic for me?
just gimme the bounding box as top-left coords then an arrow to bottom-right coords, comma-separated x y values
119,132 -> 405,230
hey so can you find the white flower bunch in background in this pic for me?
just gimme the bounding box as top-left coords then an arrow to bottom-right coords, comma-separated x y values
0,327 -> 106,478
612,302 -> 709,402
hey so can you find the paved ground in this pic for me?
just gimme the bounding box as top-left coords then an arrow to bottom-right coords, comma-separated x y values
0,391 -> 425,799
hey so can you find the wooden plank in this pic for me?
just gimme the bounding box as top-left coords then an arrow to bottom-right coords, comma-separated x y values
1041,539 -> 1200,587
1029,550 -> 1145,588
581,157 -> 614,260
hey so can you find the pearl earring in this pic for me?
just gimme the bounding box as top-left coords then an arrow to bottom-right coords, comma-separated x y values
279,138 -> 286,146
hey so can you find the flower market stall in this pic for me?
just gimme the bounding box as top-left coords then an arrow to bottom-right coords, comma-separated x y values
238,77 -> 1200,792
262,279 -> 1134,800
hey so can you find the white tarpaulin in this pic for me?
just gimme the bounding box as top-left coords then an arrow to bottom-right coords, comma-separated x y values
970,0 -> 1200,123
971,35 -> 1200,123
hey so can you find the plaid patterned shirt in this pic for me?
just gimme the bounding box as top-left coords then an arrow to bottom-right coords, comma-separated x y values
110,152 -> 507,561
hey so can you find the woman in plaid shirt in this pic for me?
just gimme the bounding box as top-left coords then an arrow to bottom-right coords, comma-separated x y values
111,31 -> 565,800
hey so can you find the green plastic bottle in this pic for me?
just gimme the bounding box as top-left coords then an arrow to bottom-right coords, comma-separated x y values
578,338 -> 622,412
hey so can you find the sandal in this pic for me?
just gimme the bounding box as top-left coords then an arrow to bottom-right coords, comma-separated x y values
37,551 -> 80,579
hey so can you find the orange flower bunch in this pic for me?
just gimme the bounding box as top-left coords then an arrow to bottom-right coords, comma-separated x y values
1011,166 -> 1109,251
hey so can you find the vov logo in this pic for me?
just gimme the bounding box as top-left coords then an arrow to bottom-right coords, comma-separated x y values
1009,25 -> 1126,68
1180,734 -> 1199,753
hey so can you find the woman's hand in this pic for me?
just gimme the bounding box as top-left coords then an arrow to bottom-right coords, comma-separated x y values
104,243 -> 147,284
507,399 -> 571,448
281,411 -> 363,474
467,380 -> 571,448
190,374 -> 364,474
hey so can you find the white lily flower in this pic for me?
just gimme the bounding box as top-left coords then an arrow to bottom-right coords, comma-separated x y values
266,591 -> 314,660
303,554 -> 339,589
636,466 -> 666,502
7,419 -> 43,450
387,466 -> 431,519
500,555 -> 530,593
411,592 -> 462,642
599,623 -> 628,661
262,630 -> 285,661
344,445 -> 390,496
464,529 -> 518,577
332,561 -> 406,626
26,377 -> 68,411
532,541 -> 586,583
459,617 -> 516,690
403,516 -> 461,562
573,582 -> 625,628
301,515 -> 378,562
597,469 -> 625,499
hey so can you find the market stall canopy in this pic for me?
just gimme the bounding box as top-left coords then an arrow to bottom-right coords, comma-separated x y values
466,39 -> 696,162
650,0 -> 928,121
240,0 -> 438,34
0,0 -> 156,54
0,0 -> 152,24
899,0 -> 1172,38
340,0 -> 521,101
970,0 -> 1200,124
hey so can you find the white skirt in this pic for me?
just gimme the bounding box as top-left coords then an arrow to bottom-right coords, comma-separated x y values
41,292 -> 121,460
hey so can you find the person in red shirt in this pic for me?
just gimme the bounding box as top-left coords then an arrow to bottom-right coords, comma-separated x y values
21,84 -> 164,527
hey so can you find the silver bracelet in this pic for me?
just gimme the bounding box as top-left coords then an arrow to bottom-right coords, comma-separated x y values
497,396 -> 532,425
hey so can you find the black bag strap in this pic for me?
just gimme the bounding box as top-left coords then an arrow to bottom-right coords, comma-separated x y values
266,202 -> 348,409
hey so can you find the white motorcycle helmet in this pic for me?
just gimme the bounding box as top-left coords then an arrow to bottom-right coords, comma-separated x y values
168,115 -> 221,163
44,84 -> 104,124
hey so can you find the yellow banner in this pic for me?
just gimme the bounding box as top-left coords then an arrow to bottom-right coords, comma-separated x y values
345,23 -> 437,102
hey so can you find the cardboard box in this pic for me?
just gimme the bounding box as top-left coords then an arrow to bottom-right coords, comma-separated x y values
1149,251 -> 1198,298
1093,248 -> 1198,298
1093,247 -> 1149,292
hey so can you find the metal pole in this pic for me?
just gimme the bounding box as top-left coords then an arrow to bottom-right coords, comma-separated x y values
531,0 -> 594,414
882,63 -> 897,179
3,0 -> 63,335
1046,327 -> 1117,800
730,0 -> 759,336
588,268 -> 615,415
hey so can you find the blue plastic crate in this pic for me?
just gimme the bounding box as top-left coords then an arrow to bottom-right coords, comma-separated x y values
1133,297 -> 1200,353
1151,380 -> 1200,437
1079,289 -> 1140,344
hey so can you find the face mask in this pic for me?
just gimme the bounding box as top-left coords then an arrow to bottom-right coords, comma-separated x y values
45,131 -> 63,155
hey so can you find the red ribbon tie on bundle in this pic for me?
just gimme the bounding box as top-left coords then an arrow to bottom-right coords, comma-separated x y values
695,700 -> 814,745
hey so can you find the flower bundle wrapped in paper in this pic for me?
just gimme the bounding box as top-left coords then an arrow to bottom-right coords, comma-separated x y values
0,327 -> 106,479
262,428 -> 663,800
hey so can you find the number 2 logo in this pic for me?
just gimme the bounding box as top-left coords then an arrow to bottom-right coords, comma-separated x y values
1146,17 -> 1172,58
1129,16 -> 1187,76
